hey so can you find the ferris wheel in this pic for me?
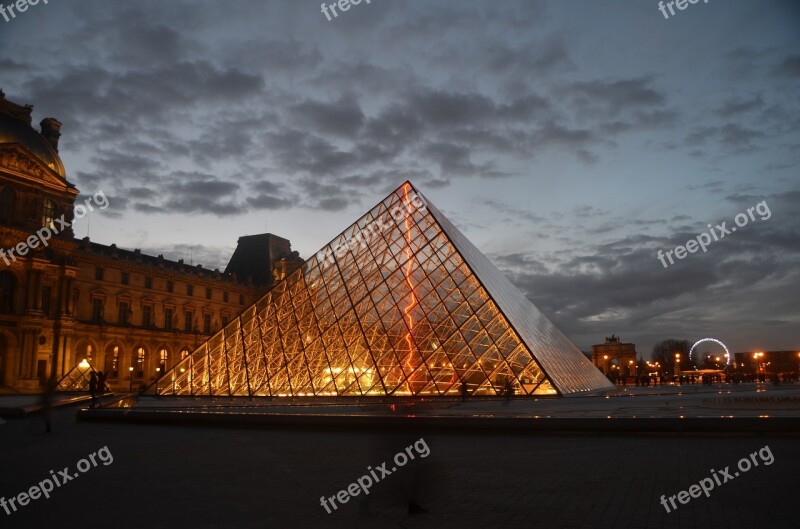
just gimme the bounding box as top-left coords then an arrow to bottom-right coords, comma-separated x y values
689,338 -> 731,366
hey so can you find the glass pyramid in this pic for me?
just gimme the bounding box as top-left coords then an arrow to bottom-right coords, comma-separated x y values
150,182 -> 613,397
56,360 -> 98,392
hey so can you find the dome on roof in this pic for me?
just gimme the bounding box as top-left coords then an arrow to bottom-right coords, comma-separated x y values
0,91 -> 66,178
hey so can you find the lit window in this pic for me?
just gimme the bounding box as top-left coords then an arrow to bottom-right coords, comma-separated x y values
41,198 -> 56,228
158,348 -> 168,373
136,347 -> 145,378
111,346 -> 119,377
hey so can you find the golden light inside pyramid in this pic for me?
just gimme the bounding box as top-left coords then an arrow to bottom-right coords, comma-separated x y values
150,182 -> 613,397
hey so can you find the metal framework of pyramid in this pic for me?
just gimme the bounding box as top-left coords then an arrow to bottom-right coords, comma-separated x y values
150,182 -> 612,397
56,361 -> 98,392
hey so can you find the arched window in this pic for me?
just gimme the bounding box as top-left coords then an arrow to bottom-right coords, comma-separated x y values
0,272 -> 16,314
158,348 -> 169,374
135,347 -> 146,378
180,349 -> 191,360
105,346 -> 120,378
0,187 -> 15,222
42,198 -> 56,228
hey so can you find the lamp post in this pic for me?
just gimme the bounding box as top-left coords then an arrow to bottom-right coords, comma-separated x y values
674,353 -> 681,381
155,367 -> 161,395
603,355 -> 609,375
753,352 -> 764,378
128,366 -> 134,392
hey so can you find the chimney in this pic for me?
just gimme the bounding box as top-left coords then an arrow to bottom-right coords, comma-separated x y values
40,118 -> 62,152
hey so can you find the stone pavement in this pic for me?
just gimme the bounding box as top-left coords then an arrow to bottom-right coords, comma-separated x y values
126,381 -> 800,418
1,405 -> 797,529
0,393 -> 95,417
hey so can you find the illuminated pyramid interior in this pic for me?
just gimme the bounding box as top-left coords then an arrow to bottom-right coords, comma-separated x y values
56,360 -> 98,392
150,182 -> 613,397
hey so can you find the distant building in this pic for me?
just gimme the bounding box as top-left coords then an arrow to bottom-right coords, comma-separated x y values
0,91 -> 303,391
734,350 -> 800,374
591,335 -> 638,377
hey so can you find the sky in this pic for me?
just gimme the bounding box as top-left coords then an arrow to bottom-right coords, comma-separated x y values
1,0 -> 798,356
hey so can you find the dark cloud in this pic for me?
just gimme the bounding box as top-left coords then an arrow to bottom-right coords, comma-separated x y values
715,95 -> 765,117
775,53 -> 800,77
290,95 -> 365,138
567,77 -> 665,116
0,0 -> 796,353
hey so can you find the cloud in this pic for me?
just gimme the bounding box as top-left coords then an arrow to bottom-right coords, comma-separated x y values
290,94 -> 365,138
775,53 -> 800,77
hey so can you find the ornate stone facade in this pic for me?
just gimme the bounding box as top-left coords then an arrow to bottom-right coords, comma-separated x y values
0,92 -> 302,392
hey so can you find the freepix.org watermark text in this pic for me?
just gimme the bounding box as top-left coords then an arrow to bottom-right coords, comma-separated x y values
659,445 -> 774,513
657,200 -> 771,269
0,190 -> 110,267
319,437 -> 430,514
314,190 -> 427,272
658,0 -> 710,20
320,0 -> 371,22
1,446 -> 114,517
0,0 -> 48,23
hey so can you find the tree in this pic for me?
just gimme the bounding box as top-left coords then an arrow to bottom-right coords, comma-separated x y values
651,339 -> 691,371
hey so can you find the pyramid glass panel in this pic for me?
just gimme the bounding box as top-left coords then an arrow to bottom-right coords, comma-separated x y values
56,360 -> 98,392
149,182 -> 613,398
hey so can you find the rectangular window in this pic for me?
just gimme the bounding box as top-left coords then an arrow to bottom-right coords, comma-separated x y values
239,294 -> 245,305
203,313 -> 212,334
42,199 -> 56,229
184,310 -> 194,332
142,305 -> 153,327
145,276 -> 153,289
167,280 -> 174,293
121,271 -> 129,285
164,308 -> 173,330
41,286 -> 52,316
187,284 -> 194,296
95,266 -> 104,280
223,291 -> 229,303
91,299 -> 104,323
118,302 -> 130,325
206,287 -> 212,300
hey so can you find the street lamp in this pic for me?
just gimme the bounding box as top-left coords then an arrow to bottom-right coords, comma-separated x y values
674,353 -> 681,380
753,352 -> 764,374
128,366 -> 134,392
155,367 -> 161,395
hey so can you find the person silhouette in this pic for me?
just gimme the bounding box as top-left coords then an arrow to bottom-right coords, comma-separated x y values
89,371 -> 98,408
97,371 -> 107,407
